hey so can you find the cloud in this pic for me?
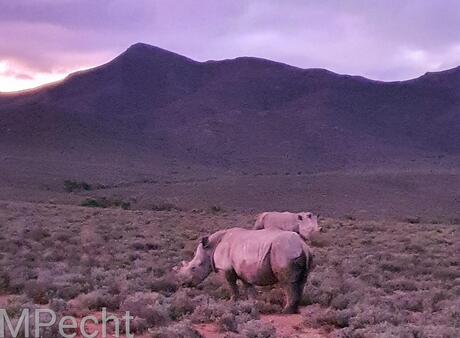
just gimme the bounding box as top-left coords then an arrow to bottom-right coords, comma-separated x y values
0,0 -> 460,90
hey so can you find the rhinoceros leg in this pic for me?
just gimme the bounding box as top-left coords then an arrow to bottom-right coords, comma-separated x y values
242,280 -> 257,300
224,269 -> 240,301
283,279 -> 306,314
280,254 -> 308,314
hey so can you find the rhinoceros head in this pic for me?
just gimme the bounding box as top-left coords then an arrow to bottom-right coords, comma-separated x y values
298,212 -> 322,240
176,236 -> 214,286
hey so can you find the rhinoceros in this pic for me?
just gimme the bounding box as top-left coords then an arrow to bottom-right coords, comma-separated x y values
176,228 -> 313,314
254,211 -> 321,240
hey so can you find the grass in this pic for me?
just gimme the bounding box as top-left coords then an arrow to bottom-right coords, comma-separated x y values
0,201 -> 458,336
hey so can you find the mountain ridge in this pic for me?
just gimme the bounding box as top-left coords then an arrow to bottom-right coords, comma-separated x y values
2,42 -> 460,97
0,42 -> 459,174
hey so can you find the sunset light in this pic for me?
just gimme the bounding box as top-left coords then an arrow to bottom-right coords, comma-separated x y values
0,60 -> 69,92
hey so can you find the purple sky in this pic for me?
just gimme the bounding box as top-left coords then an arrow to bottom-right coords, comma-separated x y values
1,0 -> 460,91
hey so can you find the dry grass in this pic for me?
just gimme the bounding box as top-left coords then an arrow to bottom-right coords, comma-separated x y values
0,201 -> 458,337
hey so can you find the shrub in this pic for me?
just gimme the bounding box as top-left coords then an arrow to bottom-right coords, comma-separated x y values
0,272 -> 10,292
149,275 -> 178,294
151,202 -> 181,211
404,216 -> 421,224
25,227 -> 50,242
169,289 -> 198,320
310,308 -> 351,329
3,295 -> 30,318
190,298 -> 228,323
72,290 -> 121,311
64,180 -> 91,192
80,197 -> 130,209
209,205 -> 224,213
24,280 -> 49,304
120,292 -> 170,326
238,319 -> 276,338
80,198 -> 105,208
218,312 -> 238,332
123,316 -> 148,334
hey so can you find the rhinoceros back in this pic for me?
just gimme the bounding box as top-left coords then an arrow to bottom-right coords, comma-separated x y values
214,228 -> 306,285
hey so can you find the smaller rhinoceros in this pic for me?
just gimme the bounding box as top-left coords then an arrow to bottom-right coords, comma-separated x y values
254,211 -> 322,240
176,228 -> 313,314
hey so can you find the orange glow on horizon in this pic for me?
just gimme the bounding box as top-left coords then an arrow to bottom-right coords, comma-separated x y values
0,60 -> 99,93
0,60 -> 69,92
0,73 -> 67,93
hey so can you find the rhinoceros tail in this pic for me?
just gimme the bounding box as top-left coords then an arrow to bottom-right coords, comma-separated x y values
254,212 -> 268,229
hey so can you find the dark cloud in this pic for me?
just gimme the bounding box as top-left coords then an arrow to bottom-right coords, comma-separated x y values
0,0 -> 459,84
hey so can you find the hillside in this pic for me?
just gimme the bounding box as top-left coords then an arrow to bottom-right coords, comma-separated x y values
1,42 -> 459,171
1,43 -> 460,218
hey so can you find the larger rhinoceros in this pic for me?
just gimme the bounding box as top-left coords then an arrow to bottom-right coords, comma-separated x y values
253,211 -> 321,241
176,228 -> 314,314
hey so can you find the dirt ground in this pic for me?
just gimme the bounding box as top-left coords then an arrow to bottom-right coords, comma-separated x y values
194,306 -> 329,338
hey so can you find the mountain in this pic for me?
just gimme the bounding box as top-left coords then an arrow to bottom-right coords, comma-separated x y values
1,42 -> 460,174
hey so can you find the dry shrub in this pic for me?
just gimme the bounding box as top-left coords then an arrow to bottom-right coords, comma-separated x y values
71,290 -> 121,312
24,226 -> 50,242
3,295 -> 31,318
218,312 -> 239,332
309,232 -> 329,248
149,274 -> 178,295
80,197 -> 130,209
169,289 -> 198,320
24,280 -> 49,304
151,202 -> 181,211
190,298 -> 231,324
124,316 -> 148,334
404,216 -> 421,224
2,303 -> 65,338
120,292 -> 170,327
64,180 -> 91,192
190,299 -> 258,328
0,271 -> 10,292
310,308 -> 352,330
237,319 -> 276,338
384,277 -> 418,292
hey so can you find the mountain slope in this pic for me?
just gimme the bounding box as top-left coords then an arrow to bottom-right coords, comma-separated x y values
1,43 -> 460,173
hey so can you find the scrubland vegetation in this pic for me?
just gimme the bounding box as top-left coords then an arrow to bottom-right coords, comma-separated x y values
0,201 -> 458,337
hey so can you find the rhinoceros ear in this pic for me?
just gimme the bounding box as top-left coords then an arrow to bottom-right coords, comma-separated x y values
201,236 -> 210,248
